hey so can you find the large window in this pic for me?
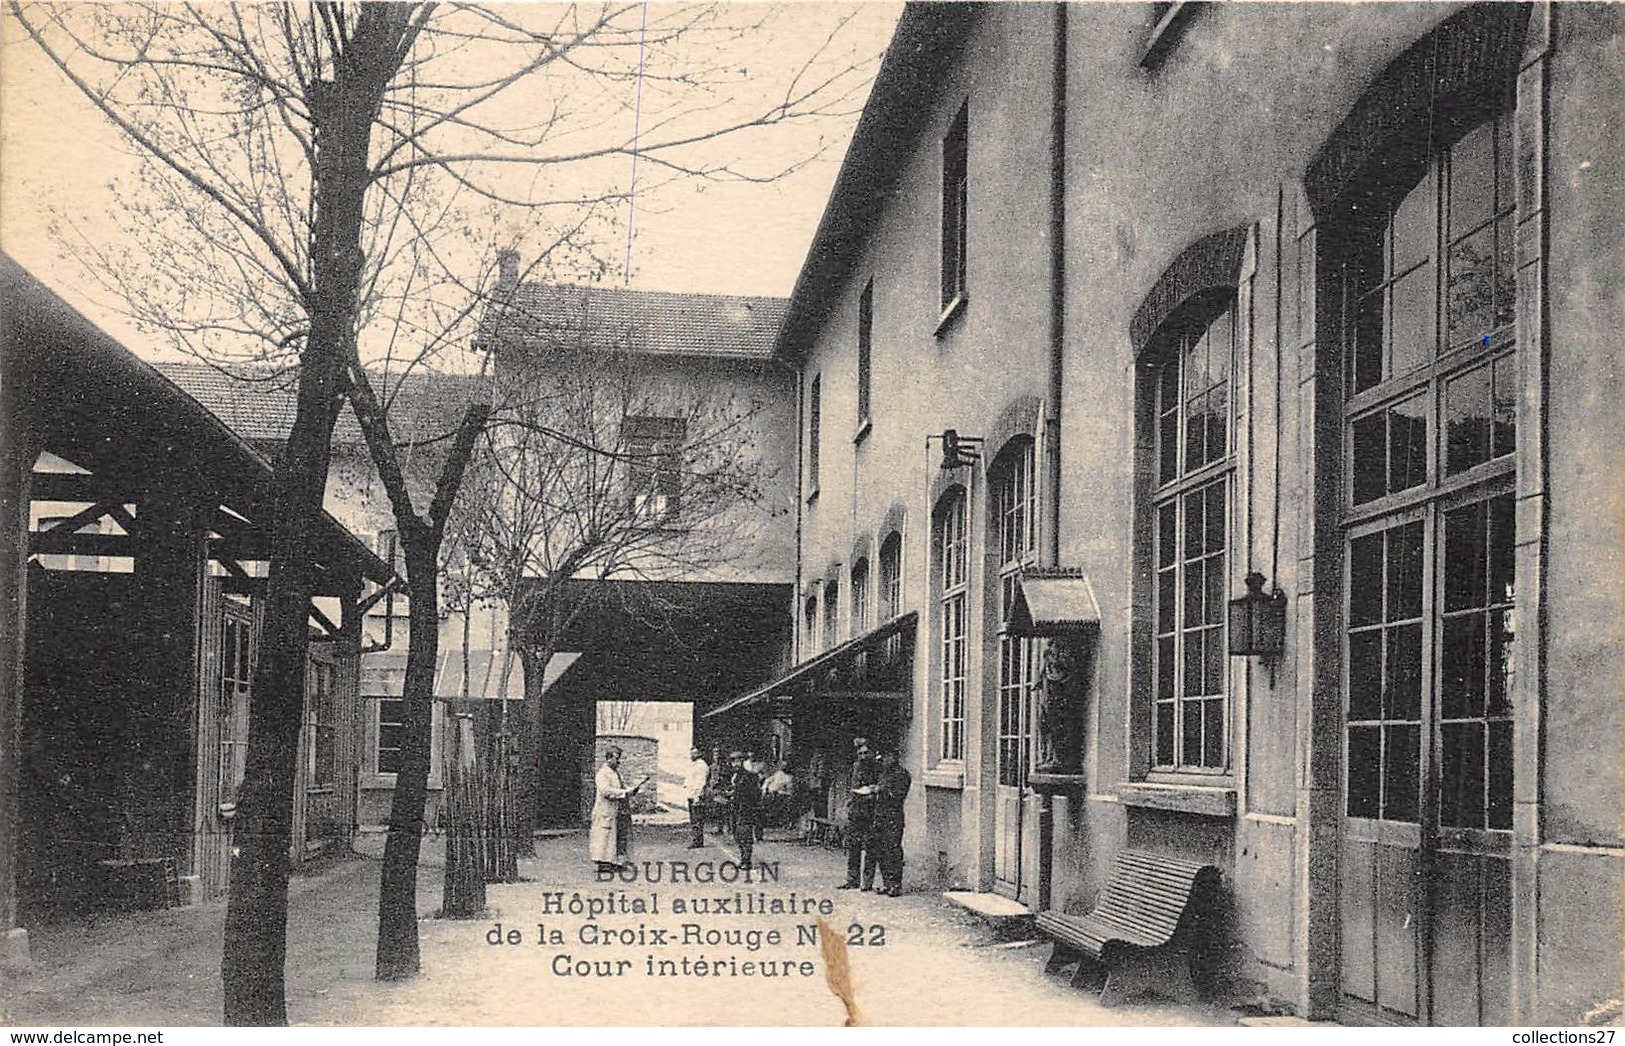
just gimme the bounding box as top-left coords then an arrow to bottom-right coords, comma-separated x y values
219,603 -> 253,802
377,698 -> 407,776
995,441 -> 1039,786
935,491 -> 969,762
623,416 -> 685,520
857,281 -> 874,429
823,578 -> 841,651
1151,299 -> 1235,770
308,661 -> 336,789
1341,109 -> 1517,829
806,375 -> 822,495
851,558 -> 870,634
940,102 -> 969,311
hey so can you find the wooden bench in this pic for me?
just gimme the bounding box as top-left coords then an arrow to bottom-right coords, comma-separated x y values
1036,849 -> 1220,1006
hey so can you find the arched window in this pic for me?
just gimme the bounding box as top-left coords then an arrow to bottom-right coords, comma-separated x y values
1149,296 -> 1236,770
823,578 -> 841,651
879,532 -> 903,621
1337,104 -> 1518,830
803,592 -> 819,657
933,489 -> 970,762
851,557 -> 871,634
992,439 -> 1038,786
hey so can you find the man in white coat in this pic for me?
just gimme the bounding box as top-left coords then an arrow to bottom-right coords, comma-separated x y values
589,746 -> 645,871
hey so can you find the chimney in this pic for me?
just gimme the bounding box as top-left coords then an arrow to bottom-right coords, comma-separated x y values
496,249 -> 519,293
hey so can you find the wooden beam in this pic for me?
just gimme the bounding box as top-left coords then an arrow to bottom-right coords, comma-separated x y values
28,471 -> 129,503
37,501 -> 119,537
28,531 -> 134,557
308,601 -> 341,639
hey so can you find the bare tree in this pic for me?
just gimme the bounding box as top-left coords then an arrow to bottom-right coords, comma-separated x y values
9,1 -> 874,1023
462,308 -> 784,849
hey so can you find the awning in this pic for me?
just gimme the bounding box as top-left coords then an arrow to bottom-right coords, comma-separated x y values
703,610 -> 918,720
361,647 -> 525,700
1006,567 -> 1101,637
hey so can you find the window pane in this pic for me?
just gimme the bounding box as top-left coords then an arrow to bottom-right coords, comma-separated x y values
1204,560 -> 1226,626
1445,361 -> 1494,475
1159,408 -> 1179,485
1158,502 -> 1177,568
1488,720 -> 1513,829
1156,702 -> 1175,766
1202,696 -> 1225,768
1205,481 -> 1226,555
1492,354 -> 1518,460
1352,292 -> 1384,395
1388,521 -> 1424,621
1184,494 -> 1204,561
1389,264 -> 1435,378
1388,395 -> 1428,495
1347,725 -> 1381,818
1207,384 -> 1228,462
1348,630 -> 1383,721
1158,354 -> 1180,410
1445,500 -> 1488,612
1494,213 -> 1517,328
1157,637 -> 1175,699
1182,696 -> 1203,764
1186,389 -> 1209,471
1441,613 -> 1487,720
1386,624 -> 1422,721
1447,224 -> 1496,346
1440,720 -> 1486,828
1488,608 -> 1515,717
1449,121 -> 1496,239
1184,629 -> 1204,697
1208,308 -> 1232,386
1203,626 -> 1225,694
1490,493 -> 1516,604
1352,412 -> 1386,505
1392,174 -> 1434,274
1383,723 -> 1420,822
1184,558 -> 1204,630
1349,534 -> 1384,627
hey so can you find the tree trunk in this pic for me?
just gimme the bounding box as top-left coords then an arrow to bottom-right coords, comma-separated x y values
220,8 -> 410,1021
220,354 -> 342,1025
375,533 -> 440,979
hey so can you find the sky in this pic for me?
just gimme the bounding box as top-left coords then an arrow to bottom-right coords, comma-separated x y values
0,2 -> 900,358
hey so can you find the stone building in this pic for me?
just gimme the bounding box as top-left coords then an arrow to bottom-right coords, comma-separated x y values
710,2 -> 1623,1026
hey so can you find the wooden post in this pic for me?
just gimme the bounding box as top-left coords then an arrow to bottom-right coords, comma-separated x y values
441,713 -> 485,917
0,404 -> 39,970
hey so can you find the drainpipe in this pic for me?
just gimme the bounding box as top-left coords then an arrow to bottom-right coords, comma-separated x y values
1036,0 -> 1067,916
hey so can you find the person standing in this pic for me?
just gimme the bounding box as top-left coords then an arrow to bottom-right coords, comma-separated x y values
839,736 -> 879,889
727,750 -> 762,868
683,747 -> 710,849
873,749 -> 912,896
589,746 -> 646,872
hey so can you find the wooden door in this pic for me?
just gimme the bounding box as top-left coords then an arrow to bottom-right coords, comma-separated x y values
1340,494 -> 1515,1025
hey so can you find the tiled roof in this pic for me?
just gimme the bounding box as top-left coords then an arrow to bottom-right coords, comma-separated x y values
481,283 -> 788,360
156,362 -> 492,447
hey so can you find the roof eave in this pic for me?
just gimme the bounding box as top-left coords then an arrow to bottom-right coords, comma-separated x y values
771,2 -> 987,365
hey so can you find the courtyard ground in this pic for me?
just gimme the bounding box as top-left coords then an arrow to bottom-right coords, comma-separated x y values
2,823 -> 1238,1027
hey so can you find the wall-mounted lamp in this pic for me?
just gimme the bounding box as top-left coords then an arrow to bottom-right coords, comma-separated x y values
1228,571 -> 1286,658
933,429 -> 983,470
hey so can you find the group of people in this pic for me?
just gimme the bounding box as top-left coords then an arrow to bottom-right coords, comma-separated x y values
591,736 -> 911,895
838,736 -> 910,896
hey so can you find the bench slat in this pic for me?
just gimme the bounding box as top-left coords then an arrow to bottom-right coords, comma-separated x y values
1037,849 -> 1219,962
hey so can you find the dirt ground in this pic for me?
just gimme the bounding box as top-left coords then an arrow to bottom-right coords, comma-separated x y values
2,823 -> 1238,1027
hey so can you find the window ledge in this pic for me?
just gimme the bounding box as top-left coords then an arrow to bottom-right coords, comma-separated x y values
922,766 -> 965,790
853,417 -> 872,446
1117,780 -> 1236,818
934,294 -> 968,338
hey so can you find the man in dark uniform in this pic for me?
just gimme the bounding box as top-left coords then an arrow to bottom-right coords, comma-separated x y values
838,736 -> 878,889
727,750 -> 761,868
873,748 -> 912,896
